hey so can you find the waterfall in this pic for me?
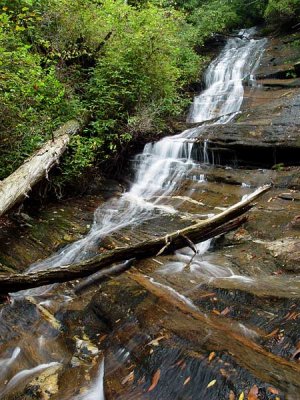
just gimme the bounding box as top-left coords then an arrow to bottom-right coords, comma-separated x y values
24,29 -> 267,275
188,28 -> 267,123
1,28 -> 267,399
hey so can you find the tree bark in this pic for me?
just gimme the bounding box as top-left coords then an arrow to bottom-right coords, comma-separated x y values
0,118 -> 85,218
0,185 -> 270,294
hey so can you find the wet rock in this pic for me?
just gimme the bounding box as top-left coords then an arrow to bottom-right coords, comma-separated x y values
188,34 -> 300,169
291,215 -> 300,229
263,238 -> 300,272
278,191 -> 300,201
25,364 -> 62,400
204,166 -> 300,190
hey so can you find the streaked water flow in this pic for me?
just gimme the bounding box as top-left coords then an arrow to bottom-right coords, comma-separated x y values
24,29 -> 266,273
0,28 -> 267,398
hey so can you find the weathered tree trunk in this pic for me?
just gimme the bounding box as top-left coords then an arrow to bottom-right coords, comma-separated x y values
0,119 -> 85,218
0,185 -> 270,293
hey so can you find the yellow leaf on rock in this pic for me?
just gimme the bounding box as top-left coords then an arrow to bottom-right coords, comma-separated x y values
207,379 -> 216,388
208,351 -> 216,362
239,392 -> 245,400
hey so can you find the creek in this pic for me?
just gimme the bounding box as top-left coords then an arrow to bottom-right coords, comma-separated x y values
0,28 -> 299,400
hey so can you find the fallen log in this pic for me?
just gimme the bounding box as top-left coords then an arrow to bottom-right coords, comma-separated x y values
73,258 -> 136,294
0,185 -> 270,293
0,118 -> 86,218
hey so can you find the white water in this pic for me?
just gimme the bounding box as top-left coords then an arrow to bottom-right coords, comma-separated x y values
75,359 -> 105,400
0,347 -> 20,370
1,28 -> 267,398
23,28 -> 266,275
0,362 -> 60,397
188,27 -> 267,123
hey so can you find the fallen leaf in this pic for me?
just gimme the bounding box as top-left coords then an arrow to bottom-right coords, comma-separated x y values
207,379 -> 216,388
221,307 -> 231,316
267,387 -> 279,395
198,292 -> 215,299
122,371 -> 134,385
212,309 -> 221,315
179,361 -> 187,370
147,369 -> 161,392
208,351 -> 216,362
247,385 -> 258,400
147,335 -> 166,347
184,376 -> 191,386
229,391 -> 235,400
265,328 -> 279,338
238,392 -> 245,400
220,368 -> 229,378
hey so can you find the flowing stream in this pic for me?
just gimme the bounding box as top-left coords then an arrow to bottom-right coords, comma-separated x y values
0,29 -> 267,398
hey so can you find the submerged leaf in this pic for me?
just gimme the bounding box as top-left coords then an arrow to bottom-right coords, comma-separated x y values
183,376 -> 191,385
268,387 -> 279,395
207,379 -> 216,388
229,391 -> 235,400
238,392 -> 245,400
247,385 -> 258,400
147,369 -> 161,392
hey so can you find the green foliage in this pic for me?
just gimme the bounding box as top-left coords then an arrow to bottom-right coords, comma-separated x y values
0,0 -> 297,188
86,1 -> 202,157
57,135 -> 104,181
188,0 -> 239,45
265,0 -> 300,30
0,11 -> 81,179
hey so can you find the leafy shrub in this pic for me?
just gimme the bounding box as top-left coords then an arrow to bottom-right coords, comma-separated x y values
265,0 -> 300,30
0,12 -> 81,179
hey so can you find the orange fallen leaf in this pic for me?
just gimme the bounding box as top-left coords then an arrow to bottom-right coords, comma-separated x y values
212,309 -> 221,315
147,369 -> 161,392
184,376 -> 191,386
267,387 -> 279,395
247,385 -> 258,400
208,351 -> 216,362
121,371 -> 134,385
175,359 -> 184,367
220,368 -> 229,378
207,379 -> 216,388
265,328 -> 279,338
198,292 -> 215,299
180,361 -> 187,370
229,391 -> 235,400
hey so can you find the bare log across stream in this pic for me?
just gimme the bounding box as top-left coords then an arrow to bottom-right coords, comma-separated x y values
0,118 -> 86,218
0,185 -> 270,293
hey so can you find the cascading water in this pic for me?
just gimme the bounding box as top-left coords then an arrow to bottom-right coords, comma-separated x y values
25,28 -> 266,274
0,28 -> 267,398
188,27 -> 267,124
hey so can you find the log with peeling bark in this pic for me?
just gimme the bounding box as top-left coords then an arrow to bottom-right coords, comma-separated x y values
0,185 -> 270,293
0,118 -> 86,218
